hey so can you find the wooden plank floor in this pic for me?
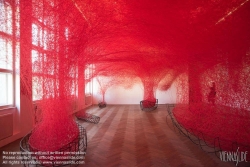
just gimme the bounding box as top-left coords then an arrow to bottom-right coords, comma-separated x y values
77,105 -> 248,167
1,104 -> 249,167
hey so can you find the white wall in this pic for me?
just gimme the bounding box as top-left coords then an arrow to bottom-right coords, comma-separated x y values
92,78 -> 177,104
156,82 -> 177,104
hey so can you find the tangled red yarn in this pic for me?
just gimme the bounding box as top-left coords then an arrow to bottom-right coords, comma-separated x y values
1,0 -> 249,156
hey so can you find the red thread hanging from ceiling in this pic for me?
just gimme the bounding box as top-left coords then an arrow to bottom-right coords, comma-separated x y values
2,0 -> 249,157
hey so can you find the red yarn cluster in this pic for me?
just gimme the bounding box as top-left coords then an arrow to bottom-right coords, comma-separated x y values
29,98 -> 79,151
173,104 -> 250,157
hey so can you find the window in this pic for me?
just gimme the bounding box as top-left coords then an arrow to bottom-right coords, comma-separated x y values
85,64 -> 94,95
0,0 -> 19,108
31,0 -> 59,101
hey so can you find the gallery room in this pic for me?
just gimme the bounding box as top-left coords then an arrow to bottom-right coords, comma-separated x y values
0,0 -> 249,166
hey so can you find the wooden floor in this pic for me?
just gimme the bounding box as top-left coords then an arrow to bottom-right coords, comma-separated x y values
1,104 -> 249,167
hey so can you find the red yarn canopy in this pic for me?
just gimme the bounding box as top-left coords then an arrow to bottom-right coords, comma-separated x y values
2,0 -> 249,154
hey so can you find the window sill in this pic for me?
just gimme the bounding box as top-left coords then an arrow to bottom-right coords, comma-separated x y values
0,106 -> 16,111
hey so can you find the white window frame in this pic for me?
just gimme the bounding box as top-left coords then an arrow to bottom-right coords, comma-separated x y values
85,64 -> 94,95
31,0 -> 59,101
0,0 -> 18,109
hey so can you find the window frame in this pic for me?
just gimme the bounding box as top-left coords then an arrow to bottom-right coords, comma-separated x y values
85,64 -> 94,95
0,0 -> 18,109
31,0 -> 59,101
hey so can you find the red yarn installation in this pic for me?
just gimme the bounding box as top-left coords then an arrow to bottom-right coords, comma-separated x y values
173,0 -> 250,154
18,0 -> 86,153
29,98 -> 79,151
2,0 -> 249,156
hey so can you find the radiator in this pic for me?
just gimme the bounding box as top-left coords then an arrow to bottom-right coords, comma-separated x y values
0,113 -> 13,140
85,95 -> 92,105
